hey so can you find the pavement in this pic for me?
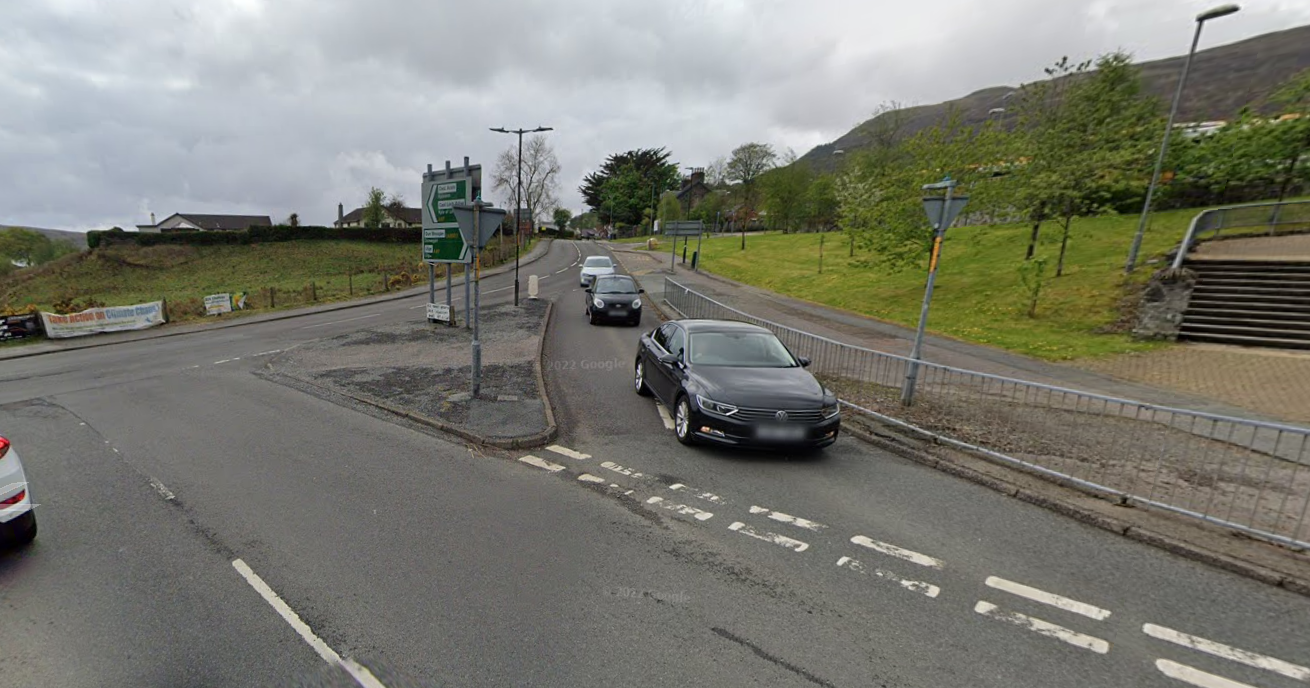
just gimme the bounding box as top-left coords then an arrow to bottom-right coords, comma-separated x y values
2,239 -> 1309,687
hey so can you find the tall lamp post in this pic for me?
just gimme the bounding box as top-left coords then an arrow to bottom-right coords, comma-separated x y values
1124,3 -> 1239,274
490,125 -> 554,305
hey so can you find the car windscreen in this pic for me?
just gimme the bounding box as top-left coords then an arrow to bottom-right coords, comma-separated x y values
583,257 -> 613,268
594,277 -> 636,294
688,331 -> 797,368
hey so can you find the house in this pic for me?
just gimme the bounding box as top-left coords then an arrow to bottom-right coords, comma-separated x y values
676,168 -> 711,214
136,213 -> 273,233
334,202 -> 422,228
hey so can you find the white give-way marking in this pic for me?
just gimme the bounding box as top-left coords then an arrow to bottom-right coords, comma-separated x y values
232,560 -> 386,688
300,313 -> 380,329
655,403 -> 674,430
1144,624 -> 1310,681
985,576 -> 1111,621
749,505 -> 827,531
668,483 -> 726,504
837,556 -> 939,598
850,535 -> 943,569
1155,659 -> 1260,688
518,455 -> 565,473
646,496 -> 714,521
601,461 -> 647,479
728,522 -> 809,552
973,600 -> 1109,654
213,357 -> 241,365
546,445 -> 590,461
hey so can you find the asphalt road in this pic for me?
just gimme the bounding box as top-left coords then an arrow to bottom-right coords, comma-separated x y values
1,239 -> 1307,687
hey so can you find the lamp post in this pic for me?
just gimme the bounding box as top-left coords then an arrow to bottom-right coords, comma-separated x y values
1124,3 -> 1239,274
490,126 -> 554,304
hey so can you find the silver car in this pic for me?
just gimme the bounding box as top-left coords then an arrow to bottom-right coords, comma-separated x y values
579,255 -> 616,287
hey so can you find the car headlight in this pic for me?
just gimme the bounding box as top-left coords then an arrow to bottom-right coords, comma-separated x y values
593,297 -> 605,308
631,298 -> 642,309
697,395 -> 738,417
822,403 -> 840,419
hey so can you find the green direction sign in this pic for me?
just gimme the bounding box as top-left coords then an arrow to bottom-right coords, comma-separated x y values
422,177 -> 472,263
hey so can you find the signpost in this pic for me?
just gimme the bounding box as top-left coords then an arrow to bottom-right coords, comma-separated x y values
422,158 -> 482,326
901,177 -> 968,406
453,198 -> 508,398
663,221 -> 703,272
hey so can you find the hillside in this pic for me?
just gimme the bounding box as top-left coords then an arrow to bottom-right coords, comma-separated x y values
1,225 -> 88,248
800,24 -> 1310,172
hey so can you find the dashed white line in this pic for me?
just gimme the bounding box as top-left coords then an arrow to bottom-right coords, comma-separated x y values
300,313 -> 381,329
850,535 -> 944,569
251,349 -> 284,357
518,455 -> 565,473
985,576 -> 1111,621
728,522 -> 809,552
973,601 -> 1109,654
837,556 -> 940,598
148,478 -> 175,501
1156,659 -> 1258,688
232,559 -> 387,688
601,461 -> 646,479
1144,624 -> 1310,681
546,445 -> 591,460
749,506 -> 827,531
655,403 -> 674,430
578,474 -> 607,484
668,484 -> 726,504
646,496 -> 714,521
212,357 -> 241,365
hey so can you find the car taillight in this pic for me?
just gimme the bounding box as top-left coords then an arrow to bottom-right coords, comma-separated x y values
0,437 -> 9,459
0,490 -> 24,506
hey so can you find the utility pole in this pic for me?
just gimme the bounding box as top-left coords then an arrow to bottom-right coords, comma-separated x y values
490,126 -> 554,304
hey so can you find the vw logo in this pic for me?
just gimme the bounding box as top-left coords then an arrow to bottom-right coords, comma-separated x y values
775,410 -> 788,421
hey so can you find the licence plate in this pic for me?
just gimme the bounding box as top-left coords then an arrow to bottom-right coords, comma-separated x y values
756,424 -> 807,441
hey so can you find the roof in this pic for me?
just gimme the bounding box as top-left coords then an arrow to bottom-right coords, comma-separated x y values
337,206 -> 422,226
140,213 -> 273,231
674,319 -> 772,334
676,180 -> 710,200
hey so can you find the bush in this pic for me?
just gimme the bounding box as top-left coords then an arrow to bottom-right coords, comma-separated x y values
89,225 -> 424,249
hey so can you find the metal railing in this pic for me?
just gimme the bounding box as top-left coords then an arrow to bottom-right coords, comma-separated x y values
664,278 -> 1310,550
1170,199 -> 1310,269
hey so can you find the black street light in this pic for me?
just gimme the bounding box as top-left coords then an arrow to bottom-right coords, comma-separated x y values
490,125 -> 554,305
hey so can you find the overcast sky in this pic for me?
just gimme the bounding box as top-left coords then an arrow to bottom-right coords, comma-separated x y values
3,0 -> 1308,231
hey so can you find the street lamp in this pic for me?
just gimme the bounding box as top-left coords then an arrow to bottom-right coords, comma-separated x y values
1124,3 -> 1239,273
490,125 -> 554,305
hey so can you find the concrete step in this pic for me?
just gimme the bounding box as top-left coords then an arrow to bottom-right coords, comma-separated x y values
1182,306 -> 1310,322
1177,331 -> 1310,350
1182,314 -> 1310,332
1186,292 -> 1310,308
1179,321 -> 1310,340
1195,273 -> 1310,285
1186,260 -> 1310,270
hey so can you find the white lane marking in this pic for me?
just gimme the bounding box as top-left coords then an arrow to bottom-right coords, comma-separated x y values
850,535 -> 943,569
300,313 -> 381,329
1144,624 -> 1310,681
148,478 -> 175,501
251,349 -> 284,357
213,357 -> 241,365
546,445 -> 591,460
185,365 -> 201,369
668,484 -> 726,504
232,560 -> 387,688
518,455 -> 565,473
728,522 -> 809,552
555,267 -> 571,274
646,496 -> 714,521
486,286 -> 511,294
655,403 -> 674,430
985,576 -> 1111,621
578,474 -> 606,483
836,556 -> 940,598
1156,659 -> 1259,688
749,505 -> 827,531
973,601 -> 1109,654
601,461 -> 646,479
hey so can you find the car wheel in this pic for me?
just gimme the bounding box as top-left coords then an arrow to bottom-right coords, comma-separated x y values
674,396 -> 696,445
589,310 -> 598,325
8,512 -> 36,547
634,360 -> 653,396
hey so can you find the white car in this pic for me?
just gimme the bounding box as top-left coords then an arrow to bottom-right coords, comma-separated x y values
579,255 -> 616,287
0,434 -> 36,547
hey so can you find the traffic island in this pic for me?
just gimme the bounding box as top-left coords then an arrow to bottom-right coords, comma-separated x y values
262,299 -> 556,448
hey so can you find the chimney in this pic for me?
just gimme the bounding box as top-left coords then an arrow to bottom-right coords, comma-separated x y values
691,169 -> 705,186
338,202 -> 344,223
150,212 -> 156,225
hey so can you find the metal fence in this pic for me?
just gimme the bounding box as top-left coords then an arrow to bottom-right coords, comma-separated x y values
1171,199 -> 1310,269
664,278 -> 1310,550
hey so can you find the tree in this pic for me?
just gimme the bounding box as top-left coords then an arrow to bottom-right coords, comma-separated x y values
725,142 -> 778,225
493,135 -> 562,224
0,228 -> 60,267
761,160 -> 812,233
705,156 -> 729,187
657,190 -> 683,224
579,148 -> 679,226
570,211 -> 599,230
552,207 -> 572,230
805,174 -> 839,232
1267,68 -> 1310,201
361,187 -> 386,229
285,213 -> 300,227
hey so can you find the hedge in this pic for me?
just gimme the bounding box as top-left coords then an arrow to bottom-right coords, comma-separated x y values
87,225 -> 425,249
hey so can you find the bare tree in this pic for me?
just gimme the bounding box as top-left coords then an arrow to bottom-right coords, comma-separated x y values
705,155 -> 729,187
492,135 -> 561,225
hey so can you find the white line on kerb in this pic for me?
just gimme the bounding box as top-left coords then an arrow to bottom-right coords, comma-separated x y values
231,560 -> 387,688
546,445 -> 591,460
973,600 -> 1109,654
148,478 -> 175,501
646,496 -> 713,521
655,403 -> 674,430
728,522 -> 809,552
850,535 -> 943,569
518,455 -> 565,473
985,576 -> 1111,621
1144,624 -> 1310,681
749,505 -> 827,531
300,313 -> 381,329
1155,659 -> 1258,688
836,556 -> 940,598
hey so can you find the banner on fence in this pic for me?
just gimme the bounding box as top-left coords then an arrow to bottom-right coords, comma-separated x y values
0,313 -> 41,341
204,293 -> 233,316
40,301 -> 166,339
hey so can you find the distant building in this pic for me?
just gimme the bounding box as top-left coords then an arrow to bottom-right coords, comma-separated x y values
334,202 -> 422,228
136,213 -> 273,233
676,169 -> 711,214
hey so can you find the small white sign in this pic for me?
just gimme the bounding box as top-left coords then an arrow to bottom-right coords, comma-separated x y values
426,302 -> 451,323
204,293 -> 233,316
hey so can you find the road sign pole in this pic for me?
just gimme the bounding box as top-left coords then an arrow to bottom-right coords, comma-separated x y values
464,262 -> 471,330
670,233 -> 677,272
445,266 -> 452,320
472,204 -> 482,398
695,230 -> 703,272
428,264 -> 435,319
902,182 -> 954,406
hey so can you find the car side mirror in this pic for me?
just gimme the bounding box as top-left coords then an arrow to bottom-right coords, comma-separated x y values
585,288 -> 592,294
638,288 -> 646,293
658,353 -> 679,366
798,356 -> 812,368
